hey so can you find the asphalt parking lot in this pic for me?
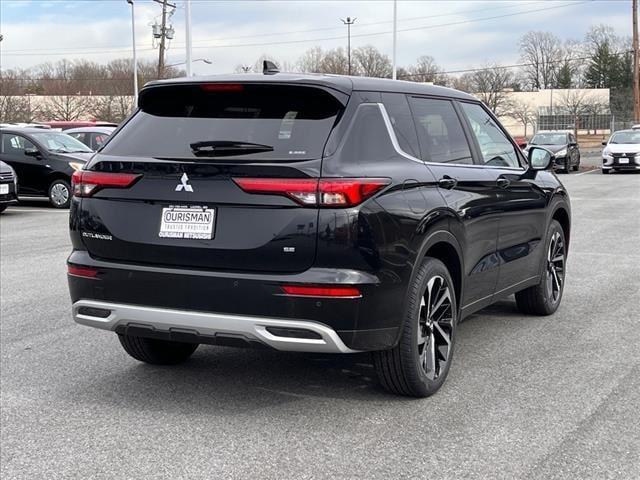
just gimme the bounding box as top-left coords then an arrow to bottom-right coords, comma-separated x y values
1,170 -> 639,479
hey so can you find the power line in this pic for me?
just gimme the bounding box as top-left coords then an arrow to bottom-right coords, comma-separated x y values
0,0 -> 549,54
1,0 -> 591,57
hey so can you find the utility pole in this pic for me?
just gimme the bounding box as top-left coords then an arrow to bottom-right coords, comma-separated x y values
392,0 -> 397,80
633,0 -> 640,122
185,0 -> 192,76
157,0 -> 168,78
341,17 -> 356,75
152,0 -> 175,79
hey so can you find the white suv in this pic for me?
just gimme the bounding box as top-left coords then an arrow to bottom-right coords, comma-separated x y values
602,129 -> 640,174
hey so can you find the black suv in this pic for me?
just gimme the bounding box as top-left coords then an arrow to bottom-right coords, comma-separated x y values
0,128 -> 94,208
524,131 -> 580,173
68,74 -> 570,397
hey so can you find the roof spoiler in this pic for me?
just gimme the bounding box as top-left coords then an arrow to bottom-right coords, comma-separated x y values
263,60 -> 279,75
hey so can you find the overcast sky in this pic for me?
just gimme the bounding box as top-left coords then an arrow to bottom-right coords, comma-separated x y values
0,0 -> 631,74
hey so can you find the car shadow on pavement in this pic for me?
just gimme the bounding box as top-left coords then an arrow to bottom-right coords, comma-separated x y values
64,298 -> 529,411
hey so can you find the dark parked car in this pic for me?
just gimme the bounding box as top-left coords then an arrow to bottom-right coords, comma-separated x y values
0,128 -> 94,208
65,126 -> 116,151
0,160 -> 19,213
524,131 -> 580,173
68,73 -> 570,397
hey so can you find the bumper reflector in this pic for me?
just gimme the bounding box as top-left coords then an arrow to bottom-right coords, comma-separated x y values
281,285 -> 362,298
68,264 -> 99,279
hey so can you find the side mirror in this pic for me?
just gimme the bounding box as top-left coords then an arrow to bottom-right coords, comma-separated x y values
569,142 -> 578,147
601,141 -> 607,146
528,146 -> 555,171
24,148 -> 41,158
517,141 -> 528,149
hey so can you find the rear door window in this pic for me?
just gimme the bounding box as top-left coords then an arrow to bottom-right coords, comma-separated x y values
409,97 -> 473,165
381,93 -> 420,158
102,84 -> 345,161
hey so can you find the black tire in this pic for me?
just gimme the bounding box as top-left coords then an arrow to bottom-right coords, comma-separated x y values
48,179 -> 71,208
118,334 -> 198,365
0,205 -> 6,214
373,257 -> 457,397
602,168 -> 609,174
572,158 -> 579,171
515,220 -> 566,315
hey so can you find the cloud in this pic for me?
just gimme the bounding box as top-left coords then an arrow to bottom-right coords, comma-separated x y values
0,0 -> 631,75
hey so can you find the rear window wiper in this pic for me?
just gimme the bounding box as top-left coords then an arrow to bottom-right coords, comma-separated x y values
190,140 -> 274,157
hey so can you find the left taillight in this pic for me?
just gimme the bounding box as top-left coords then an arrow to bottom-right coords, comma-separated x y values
72,171 -> 142,198
232,177 -> 390,207
67,264 -> 99,279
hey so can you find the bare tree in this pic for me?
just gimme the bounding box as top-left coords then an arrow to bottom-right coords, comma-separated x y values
90,96 -> 134,123
0,96 -> 36,123
557,90 -> 589,136
469,64 -> 515,116
40,95 -> 91,121
506,99 -> 537,138
581,97 -> 609,134
298,47 -> 325,73
450,72 -> 475,93
519,31 -> 563,90
353,45 -> 391,78
320,48 -> 350,75
406,55 -> 441,83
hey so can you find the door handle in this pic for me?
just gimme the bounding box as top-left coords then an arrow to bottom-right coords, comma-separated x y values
496,177 -> 511,189
438,176 -> 457,190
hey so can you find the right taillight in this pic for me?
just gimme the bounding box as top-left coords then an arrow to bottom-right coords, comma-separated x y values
72,170 -> 142,197
232,177 -> 390,207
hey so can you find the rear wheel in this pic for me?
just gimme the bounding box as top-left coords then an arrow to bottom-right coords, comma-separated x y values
374,257 -> 456,397
602,168 -> 609,174
515,220 -> 566,315
118,334 -> 198,365
48,179 -> 71,208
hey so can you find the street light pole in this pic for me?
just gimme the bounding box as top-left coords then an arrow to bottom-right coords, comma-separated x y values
126,0 -> 138,107
341,17 -> 356,76
392,0 -> 397,80
633,0 -> 639,122
185,0 -> 192,76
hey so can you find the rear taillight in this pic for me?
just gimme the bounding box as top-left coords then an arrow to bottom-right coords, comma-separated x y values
232,177 -> 390,207
281,285 -> 362,298
72,171 -> 142,197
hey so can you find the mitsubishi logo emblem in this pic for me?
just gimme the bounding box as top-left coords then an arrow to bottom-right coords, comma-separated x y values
175,173 -> 194,192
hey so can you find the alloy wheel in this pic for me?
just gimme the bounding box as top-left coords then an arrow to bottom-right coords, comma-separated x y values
417,275 -> 454,380
546,231 -> 565,303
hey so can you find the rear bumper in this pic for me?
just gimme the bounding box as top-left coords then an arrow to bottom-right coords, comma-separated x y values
73,299 -> 358,353
67,250 -> 401,351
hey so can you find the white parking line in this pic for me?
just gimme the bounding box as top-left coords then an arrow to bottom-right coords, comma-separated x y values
5,208 -> 69,214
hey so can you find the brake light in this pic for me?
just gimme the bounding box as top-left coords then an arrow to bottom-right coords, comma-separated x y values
200,83 -> 244,92
281,285 -> 362,298
67,264 -> 99,279
232,177 -> 390,207
72,171 -> 142,197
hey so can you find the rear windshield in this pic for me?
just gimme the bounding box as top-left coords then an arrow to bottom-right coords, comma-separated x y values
531,133 -> 567,145
102,84 -> 344,161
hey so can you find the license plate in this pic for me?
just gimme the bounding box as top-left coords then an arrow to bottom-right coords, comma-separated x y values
159,206 -> 215,239
619,158 -> 630,164
0,184 -> 8,195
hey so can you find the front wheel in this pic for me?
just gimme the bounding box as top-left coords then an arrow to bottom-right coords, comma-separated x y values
572,157 -> 580,171
373,257 -> 457,397
48,179 -> 71,208
602,168 -> 609,174
118,334 -> 198,365
515,219 -> 566,315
